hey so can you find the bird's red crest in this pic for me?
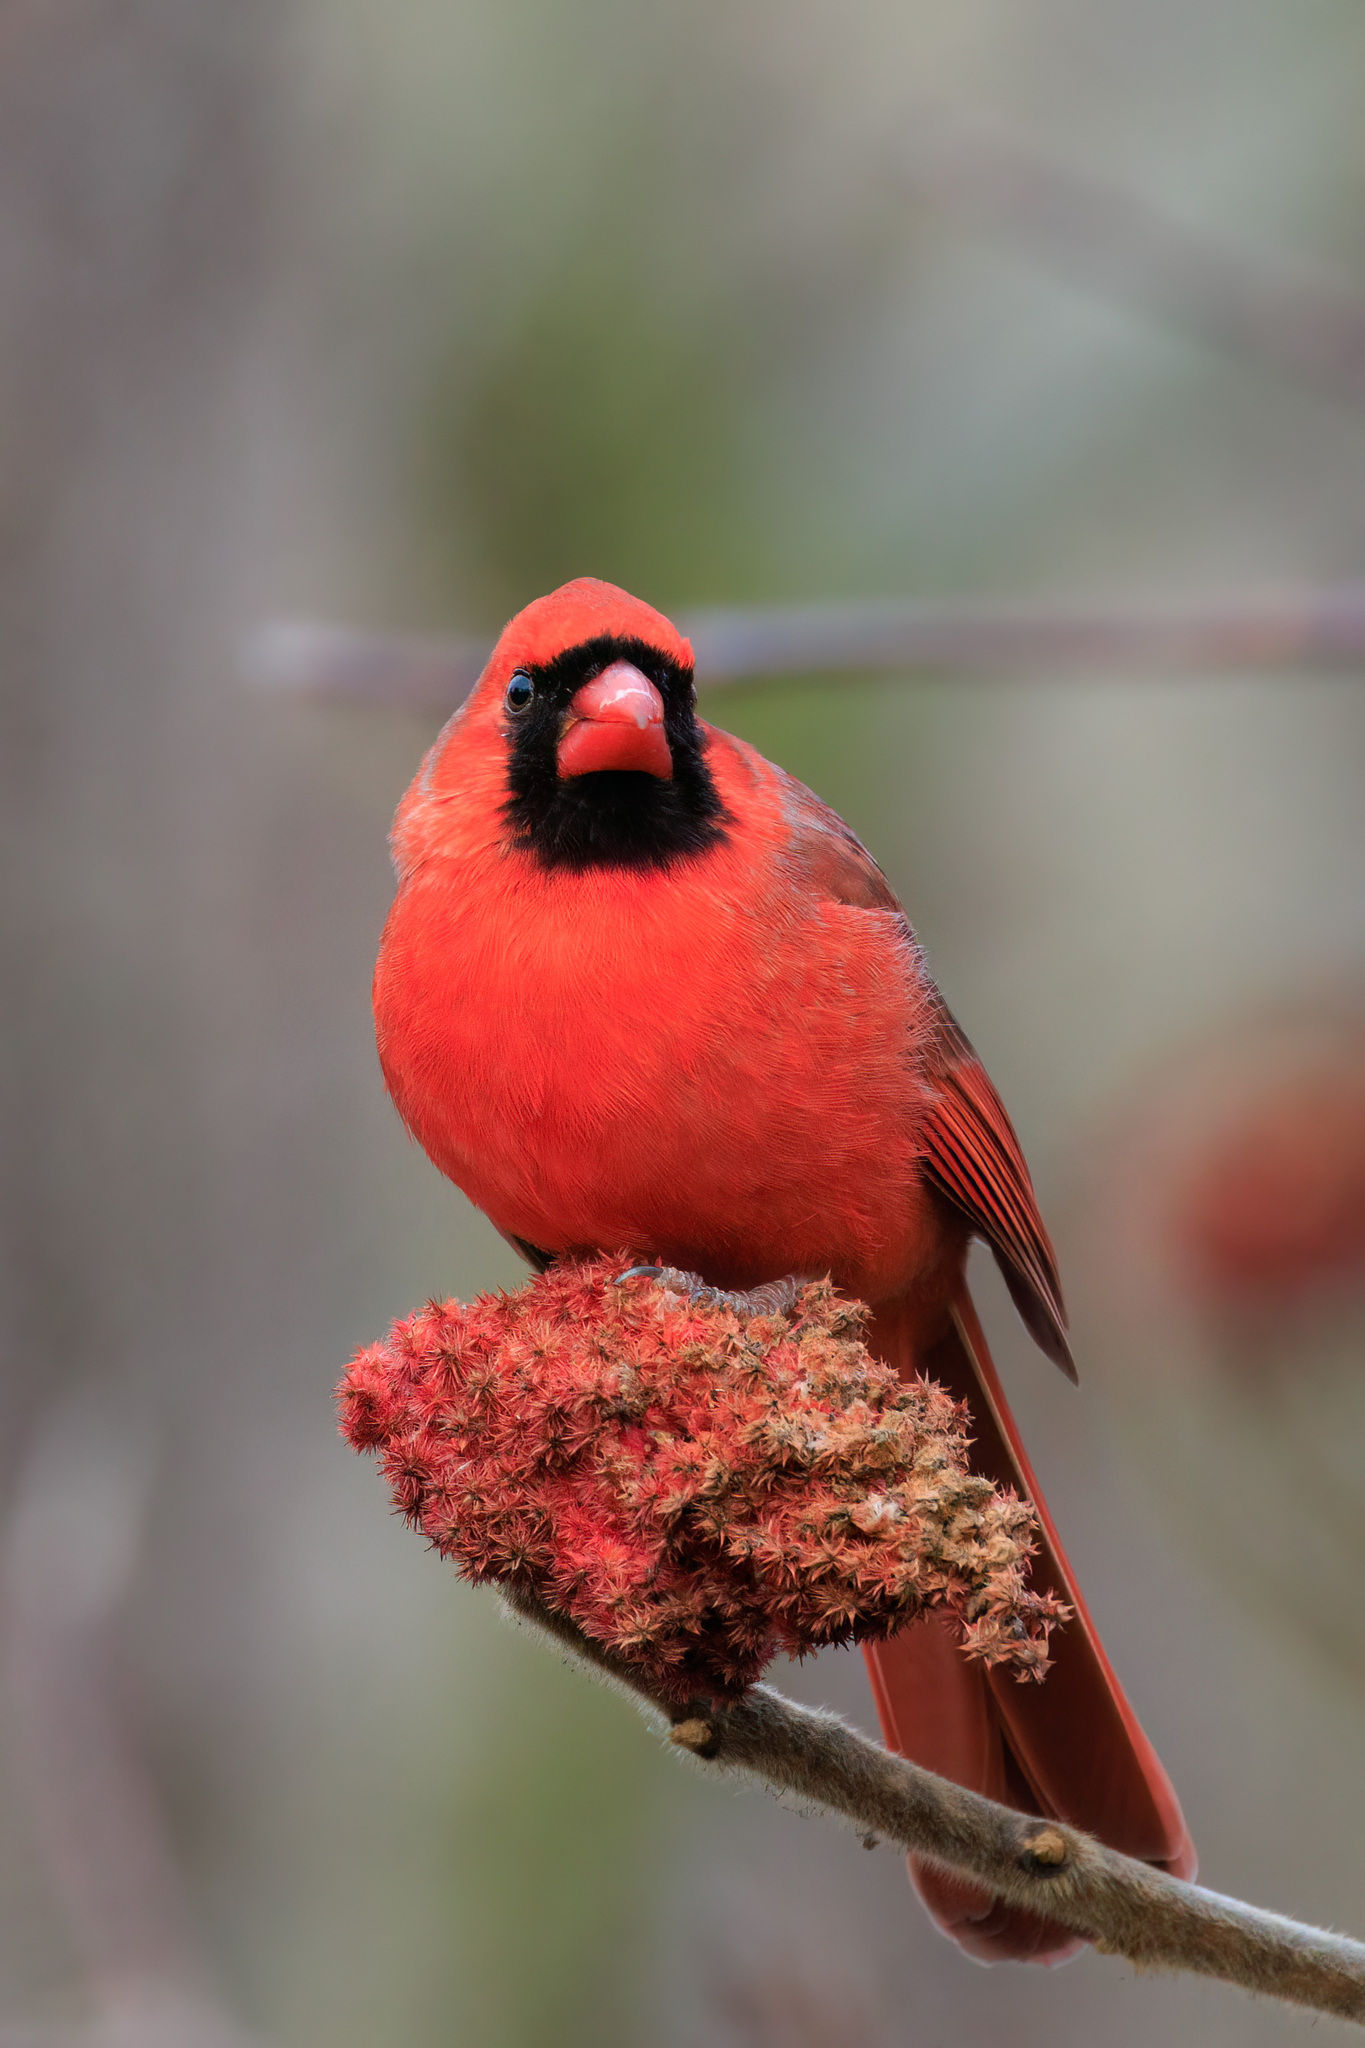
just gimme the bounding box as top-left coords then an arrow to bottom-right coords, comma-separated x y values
482,577 -> 693,684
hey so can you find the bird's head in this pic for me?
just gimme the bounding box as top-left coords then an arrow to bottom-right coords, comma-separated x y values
403,578 -> 729,874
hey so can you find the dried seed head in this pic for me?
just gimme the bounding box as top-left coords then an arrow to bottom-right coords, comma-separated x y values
337,1258 -> 1066,1705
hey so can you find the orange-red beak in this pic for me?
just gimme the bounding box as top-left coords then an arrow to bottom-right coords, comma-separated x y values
556,661 -> 672,779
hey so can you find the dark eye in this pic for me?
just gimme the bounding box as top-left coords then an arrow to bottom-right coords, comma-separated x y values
504,671 -> 535,714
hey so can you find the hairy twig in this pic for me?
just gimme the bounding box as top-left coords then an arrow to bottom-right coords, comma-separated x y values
503,1586 -> 1365,2025
245,584 -> 1365,710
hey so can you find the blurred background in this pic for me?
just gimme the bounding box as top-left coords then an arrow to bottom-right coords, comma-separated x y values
3,1 -> 1365,2043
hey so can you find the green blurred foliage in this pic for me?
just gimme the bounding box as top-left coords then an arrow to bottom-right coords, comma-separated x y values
425,243 -> 763,617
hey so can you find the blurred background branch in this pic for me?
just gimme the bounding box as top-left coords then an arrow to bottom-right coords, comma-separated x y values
248,585 -> 1365,710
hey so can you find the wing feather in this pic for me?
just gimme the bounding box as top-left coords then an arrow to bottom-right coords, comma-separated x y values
921,1016 -> 1076,1379
777,768 -> 1074,1378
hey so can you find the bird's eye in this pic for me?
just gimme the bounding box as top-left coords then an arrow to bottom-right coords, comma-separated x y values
504,672 -> 535,714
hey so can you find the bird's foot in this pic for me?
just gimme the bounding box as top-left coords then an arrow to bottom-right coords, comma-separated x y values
615,1265 -> 816,1319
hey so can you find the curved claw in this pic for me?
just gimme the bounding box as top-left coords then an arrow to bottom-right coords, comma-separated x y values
615,1264 -> 816,1318
716,1274 -> 817,1318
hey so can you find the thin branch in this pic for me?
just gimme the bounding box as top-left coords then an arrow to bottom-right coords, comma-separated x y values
244,584 -> 1365,710
245,619 -> 494,712
897,106 -> 1365,410
503,1587 -> 1365,2026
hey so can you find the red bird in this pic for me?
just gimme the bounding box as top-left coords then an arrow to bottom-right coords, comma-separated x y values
373,577 -> 1195,1963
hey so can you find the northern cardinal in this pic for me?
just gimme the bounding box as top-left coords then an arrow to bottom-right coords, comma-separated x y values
373,577 -> 1195,1963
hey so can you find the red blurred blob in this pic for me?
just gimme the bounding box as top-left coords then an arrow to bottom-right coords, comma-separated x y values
1170,1012 -> 1365,1310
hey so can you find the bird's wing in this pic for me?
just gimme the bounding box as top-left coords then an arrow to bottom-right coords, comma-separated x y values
773,771 -> 906,912
919,1007 -> 1075,1379
779,771 -> 1074,1379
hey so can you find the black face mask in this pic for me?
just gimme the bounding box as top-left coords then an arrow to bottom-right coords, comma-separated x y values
501,633 -> 730,873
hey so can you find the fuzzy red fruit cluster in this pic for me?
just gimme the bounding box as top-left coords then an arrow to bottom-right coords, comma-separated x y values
338,1260 -> 1064,1706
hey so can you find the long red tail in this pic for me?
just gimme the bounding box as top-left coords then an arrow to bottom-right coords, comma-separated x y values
862,1287 -> 1195,1964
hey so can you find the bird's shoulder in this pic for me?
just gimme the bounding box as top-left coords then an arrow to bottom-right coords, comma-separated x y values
702,726 -> 904,916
